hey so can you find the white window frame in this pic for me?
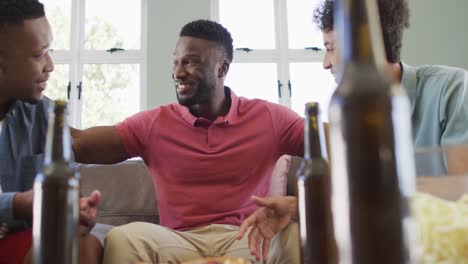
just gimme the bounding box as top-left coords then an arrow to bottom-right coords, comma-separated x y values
211,0 -> 325,108
49,0 -> 148,128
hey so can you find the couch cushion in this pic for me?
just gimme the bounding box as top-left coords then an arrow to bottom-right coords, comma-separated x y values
286,156 -> 304,196
78,160 -> 158,226
268,155 -> 304,197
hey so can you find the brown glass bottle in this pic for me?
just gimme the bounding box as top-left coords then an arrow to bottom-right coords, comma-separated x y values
33,100 -> 79,264
328,0 -> 415,263
297,102 -> 337,264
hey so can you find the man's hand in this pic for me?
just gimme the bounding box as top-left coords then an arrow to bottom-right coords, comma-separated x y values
79,190 -> 101,236
12,189 -> 100,236
236,196 -> 298,262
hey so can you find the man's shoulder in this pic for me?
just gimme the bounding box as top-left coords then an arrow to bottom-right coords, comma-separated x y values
234,97 -> 301,125
124,103 -> 179,123
415,64 -> 467,81
13,97 -> 51,118
147,102 -> 182,118
236,96 -> 291,113
159,102 -> 181,111
236,96 -> 266,108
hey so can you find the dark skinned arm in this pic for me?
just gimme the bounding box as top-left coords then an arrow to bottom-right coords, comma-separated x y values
12,190 -> 33,220
71,126 -> 129,164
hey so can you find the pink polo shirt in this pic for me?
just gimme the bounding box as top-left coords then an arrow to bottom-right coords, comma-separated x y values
116,89 -> 304,230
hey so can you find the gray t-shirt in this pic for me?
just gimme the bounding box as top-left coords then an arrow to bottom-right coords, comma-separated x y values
401,62 -> 468,147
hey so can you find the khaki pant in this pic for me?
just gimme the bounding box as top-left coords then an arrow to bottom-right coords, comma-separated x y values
103,222 -> 300,264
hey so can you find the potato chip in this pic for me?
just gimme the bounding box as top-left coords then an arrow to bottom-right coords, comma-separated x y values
411,193 -> 468,263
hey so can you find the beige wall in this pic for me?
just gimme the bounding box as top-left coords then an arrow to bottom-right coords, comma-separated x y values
402,0 -> 468,70
147,0 -> 211,108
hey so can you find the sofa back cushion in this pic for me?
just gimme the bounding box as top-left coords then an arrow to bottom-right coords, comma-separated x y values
78,160 -> 158,226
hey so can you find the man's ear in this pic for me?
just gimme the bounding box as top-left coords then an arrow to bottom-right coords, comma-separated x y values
218,61 -> 230,78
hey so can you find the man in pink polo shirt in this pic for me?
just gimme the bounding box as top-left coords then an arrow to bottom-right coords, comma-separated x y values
72,20 -> 303,263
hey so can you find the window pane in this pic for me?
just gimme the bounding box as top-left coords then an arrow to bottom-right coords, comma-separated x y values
287,0 -> 323,49
84,0 -> 141,50
42,0 -> 71,50
81,64 -> 140,128
44,64 -> 69,101
219,0 -> 275,49
290,63 -> 336,120
225,63 -> 278,103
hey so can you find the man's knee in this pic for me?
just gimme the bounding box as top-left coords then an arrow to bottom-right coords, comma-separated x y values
103,223 -> 149,264
104,222 -> 203,263
268,222 -> 300,264
105,225 -> 125,243
108,222 -> 149,239
79,234 -> 103,264
104,222 -> 140,249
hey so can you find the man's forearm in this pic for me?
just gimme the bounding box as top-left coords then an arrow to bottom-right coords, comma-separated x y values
71,126 -> 129,164
13,190 -> 33,220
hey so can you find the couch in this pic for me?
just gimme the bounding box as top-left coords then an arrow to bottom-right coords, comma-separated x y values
78,156 -> 304,230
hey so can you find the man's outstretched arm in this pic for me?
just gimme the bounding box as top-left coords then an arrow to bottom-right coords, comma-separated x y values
71,126 -> 129,164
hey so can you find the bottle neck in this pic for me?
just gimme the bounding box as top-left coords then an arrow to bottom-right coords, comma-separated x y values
44,107 -> 72,165
336,0 -> 387,67
304,106 -> 327,161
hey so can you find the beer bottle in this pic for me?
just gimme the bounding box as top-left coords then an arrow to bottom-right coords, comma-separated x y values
328,0 -> 416,263
33,100 -> 79,264
297,102 -> 337,264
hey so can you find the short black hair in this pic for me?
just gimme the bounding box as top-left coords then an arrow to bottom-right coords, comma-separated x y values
0,0 -> 45,29
313,0 -> 410,63
180,19 -> 234,63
